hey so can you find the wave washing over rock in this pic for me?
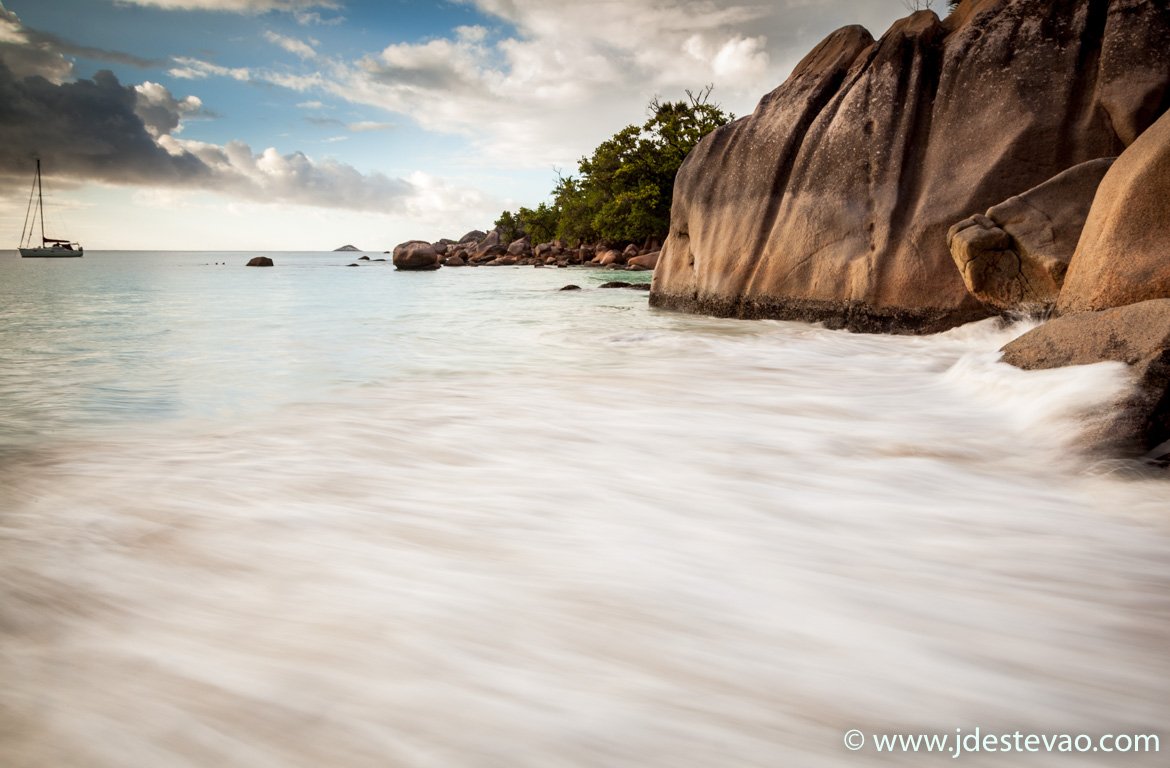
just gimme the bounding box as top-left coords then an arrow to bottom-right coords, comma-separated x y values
1,254 -> 1170,767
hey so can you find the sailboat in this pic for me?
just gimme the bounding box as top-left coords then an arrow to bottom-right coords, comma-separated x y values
19,159 -> 83,258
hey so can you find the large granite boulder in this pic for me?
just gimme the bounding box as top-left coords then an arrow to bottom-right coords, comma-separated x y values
651,0 -> 1170,333
948,158 -> 1115,314
392,240 -> 441,271
1058,109 -> 1170,314
628,251 -> 660,270
1001,299 -> 1170,454
474,230 -> 502,259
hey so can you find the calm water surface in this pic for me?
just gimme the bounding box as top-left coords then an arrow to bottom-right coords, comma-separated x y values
1,251 -> 1168,767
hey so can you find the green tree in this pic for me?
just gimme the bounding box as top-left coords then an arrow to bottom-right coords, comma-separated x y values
572,86 -> 731,243
517,203 -> 558,244
493,209 -> 522,243
493,87 -> 731,247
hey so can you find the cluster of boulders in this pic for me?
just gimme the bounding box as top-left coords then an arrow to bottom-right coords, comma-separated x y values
651,0 -> 1170,334
392,230 -> 660,272
648,0 -> 1170,458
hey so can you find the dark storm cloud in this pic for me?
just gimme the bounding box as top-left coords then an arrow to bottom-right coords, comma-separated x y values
23,28 -> 167,70
0,61 -> 414,211
0,62 -> 210,184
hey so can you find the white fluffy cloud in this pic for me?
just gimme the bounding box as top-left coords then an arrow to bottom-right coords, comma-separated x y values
263,30 -> 317,59
225,0 -> 907,171
115,0 -> 337,13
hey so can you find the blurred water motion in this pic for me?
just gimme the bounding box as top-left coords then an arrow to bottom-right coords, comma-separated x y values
1,252 -> 1168,766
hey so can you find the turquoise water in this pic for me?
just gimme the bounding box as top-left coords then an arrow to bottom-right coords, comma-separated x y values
1,251 -> 1168,767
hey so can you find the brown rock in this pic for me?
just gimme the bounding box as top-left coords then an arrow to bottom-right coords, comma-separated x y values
392,240 -> 441,271
474,230 -> 501,258
507,238 -> 531,257
1001,299 -> 1170,453
443,254 -> 467,267
652,1 -> 1170,333
948,159 -> 1114,314
628,251 -> 660,270
559,284 -> 581,291
245,256 -> 274,267
597,250 -> 620,267
1058,110 -> 1170,314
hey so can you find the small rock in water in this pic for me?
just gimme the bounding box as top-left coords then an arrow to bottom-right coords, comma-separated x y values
358,255 -> 370,261
598,281 -> 649,290
559,285 -> 582,291
347,263 -> 360,267
246,256 -> 274,267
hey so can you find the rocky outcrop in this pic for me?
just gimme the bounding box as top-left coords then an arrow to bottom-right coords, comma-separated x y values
651,0 -> 1170,333
333,244 -> 360,252
245,256 -> 274,267
948,158 -> 1114,314
1057,109 -> 1170,314
1001,300 -> 1170,454
392,241 -> 441,271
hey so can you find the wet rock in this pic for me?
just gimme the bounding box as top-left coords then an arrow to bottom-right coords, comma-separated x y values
246,256 -> 274,267
559,285 -> 582,291
1001,299 -> 1170,454
392,240 -> 441,271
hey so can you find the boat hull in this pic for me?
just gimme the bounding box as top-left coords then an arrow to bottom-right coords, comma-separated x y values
20,247 -> 83,258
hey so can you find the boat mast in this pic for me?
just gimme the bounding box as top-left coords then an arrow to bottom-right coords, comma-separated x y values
36,158 -> 45,246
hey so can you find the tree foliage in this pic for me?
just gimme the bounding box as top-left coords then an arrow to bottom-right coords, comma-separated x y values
493,87 -> 732,246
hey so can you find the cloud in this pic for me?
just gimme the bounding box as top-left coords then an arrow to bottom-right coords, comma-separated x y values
114,0 -> 338,13
0,60 -> 415,213
215,0 -> 907,173
263,30 -> 316,59
168,56 -> 252,81
134,81 -> 206,136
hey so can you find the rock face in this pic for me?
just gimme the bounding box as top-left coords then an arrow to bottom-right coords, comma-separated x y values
392,241 -> 441,271
948,158 -> 1115,314
651,0 -> 1170,333
1058,109 -> 1170,313
246,256 -> 274,267
1001,299 -> 1170,453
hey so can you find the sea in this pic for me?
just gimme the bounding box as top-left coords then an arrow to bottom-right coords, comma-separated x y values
1,250 -> 1168,767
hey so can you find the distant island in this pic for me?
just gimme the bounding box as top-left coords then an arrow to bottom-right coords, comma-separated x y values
334,244 -> 361,252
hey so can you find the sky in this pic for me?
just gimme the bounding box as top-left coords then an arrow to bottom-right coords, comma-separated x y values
0,0 -> 908,251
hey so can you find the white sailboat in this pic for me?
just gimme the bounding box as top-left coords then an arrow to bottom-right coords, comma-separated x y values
19,159 -> 83,258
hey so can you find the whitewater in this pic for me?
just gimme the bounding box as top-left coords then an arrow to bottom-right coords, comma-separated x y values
1,252 -> 1168,767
